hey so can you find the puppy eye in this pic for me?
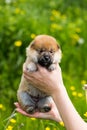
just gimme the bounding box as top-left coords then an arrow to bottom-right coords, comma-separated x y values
40,49 -> 43,53
37,49 -> 40,52
40,49 -> 45,53
50,49 -> 54,53
37,49 -> 44,53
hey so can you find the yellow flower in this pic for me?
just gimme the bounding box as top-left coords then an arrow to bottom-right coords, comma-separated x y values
15,8 -> 21,14
59,121 -> 64,127
71,34 -> 80,41
31,118 -> 36,120
77,93 -> 83,98
31,34 -> 36,39
14,40 -> 22,47
51,23 -> 58,29
45,127 -> 50,130
70,86 -> 75,91
61,15 -> 67,20
84,112 -> 87,117
10,118 -> 16,123
0,104 -> 4,109
51,24 -> 63,30
72,91 -> 77,97
6,126 -> 13,130
51,10 -> 61,17
81,80 -> 86,85
75,28 -> 81,33
0,104 -> 5,111
53,128 -> 57,130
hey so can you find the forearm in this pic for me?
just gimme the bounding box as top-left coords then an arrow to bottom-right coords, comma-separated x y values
52,85 -> 87,130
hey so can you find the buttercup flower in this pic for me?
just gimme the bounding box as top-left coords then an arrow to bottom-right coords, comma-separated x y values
31,34 -> 36,39
77,93 -> 83,98
61,15 -> 67,20
0,104 -> 5,111
75,28 -> 81,33
53,128 -> 57,130
71,34 -> 80,41
51,23 -> 63,30
51,23 -> 58,29
51,10 -> 61,17
81,80 -> 86,85
84,112 -> 87,117
15,8 -> 21,14
59,121 -> 64,127
6,125 -> 13,130
31,118 -> 36,120
10,118 -> 16,123
0,104 -> 4,109
14,40 -> 22,47
45,127 -> 50,130
70,86 -> 75,91
72,91 -> 77,97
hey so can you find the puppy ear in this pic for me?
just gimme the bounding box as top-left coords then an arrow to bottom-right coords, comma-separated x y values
26,40 -> 35,56
30,40 -> 35,47
26,47 -> 29,57
58,49 -> 62,62
57,44 -> 62,63
57,44 -> 61,49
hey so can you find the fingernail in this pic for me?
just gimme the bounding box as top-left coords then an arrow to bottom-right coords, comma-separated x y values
15,108 -> 20,111
14,102 -> 17,105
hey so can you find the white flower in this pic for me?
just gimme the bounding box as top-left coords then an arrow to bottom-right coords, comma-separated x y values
5,0 -> 11,4
78,38 -> 84,45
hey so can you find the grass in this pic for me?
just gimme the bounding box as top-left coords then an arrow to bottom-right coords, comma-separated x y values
0,0 -> 87,129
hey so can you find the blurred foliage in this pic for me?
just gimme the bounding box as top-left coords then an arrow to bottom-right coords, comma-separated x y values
0,0 -> 87,130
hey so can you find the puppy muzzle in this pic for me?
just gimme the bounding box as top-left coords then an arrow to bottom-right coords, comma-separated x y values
38,53 -> 53,67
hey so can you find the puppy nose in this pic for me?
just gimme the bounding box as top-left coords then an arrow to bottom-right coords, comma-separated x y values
44,55 -> 49,61
38,54 -> 52,67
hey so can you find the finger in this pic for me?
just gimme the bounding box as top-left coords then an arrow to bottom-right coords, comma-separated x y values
23,73 -> 33,82
16,108 -> 33,117
37,64 -> 43,70
16,108 -> 42,118
14,102 -> 21,108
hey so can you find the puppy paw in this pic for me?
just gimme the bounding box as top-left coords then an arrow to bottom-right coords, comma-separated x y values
39,105 -> 51,113
26,62 -> 37,72
48,64 -> 56,71
37,96 -> 52,113
26,106 -> 36,114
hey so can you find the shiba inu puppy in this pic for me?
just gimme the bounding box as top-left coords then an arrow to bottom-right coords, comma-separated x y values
17,35 -> 62,114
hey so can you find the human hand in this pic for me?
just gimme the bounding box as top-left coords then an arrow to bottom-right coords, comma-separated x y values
23,63 -> 64,96
14,101 -> 62,122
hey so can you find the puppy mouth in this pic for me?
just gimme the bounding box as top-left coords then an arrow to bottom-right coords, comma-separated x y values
38,55 -> 53,67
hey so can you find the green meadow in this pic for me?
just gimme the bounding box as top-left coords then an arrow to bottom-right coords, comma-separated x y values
0,0 -> 87,130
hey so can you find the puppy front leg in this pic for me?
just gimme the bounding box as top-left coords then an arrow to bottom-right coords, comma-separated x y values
17,91 -> 36,114
48,64 -> 56,71
26,62 -> 37,72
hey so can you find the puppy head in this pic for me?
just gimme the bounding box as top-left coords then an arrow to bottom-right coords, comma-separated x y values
26,35 -> 62,67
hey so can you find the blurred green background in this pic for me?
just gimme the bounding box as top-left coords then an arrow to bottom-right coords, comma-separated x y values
0,0 -> 87,130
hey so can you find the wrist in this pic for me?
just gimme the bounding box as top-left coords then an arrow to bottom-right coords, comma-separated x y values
51,82 -> 65,95
51,84 -> 67,101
